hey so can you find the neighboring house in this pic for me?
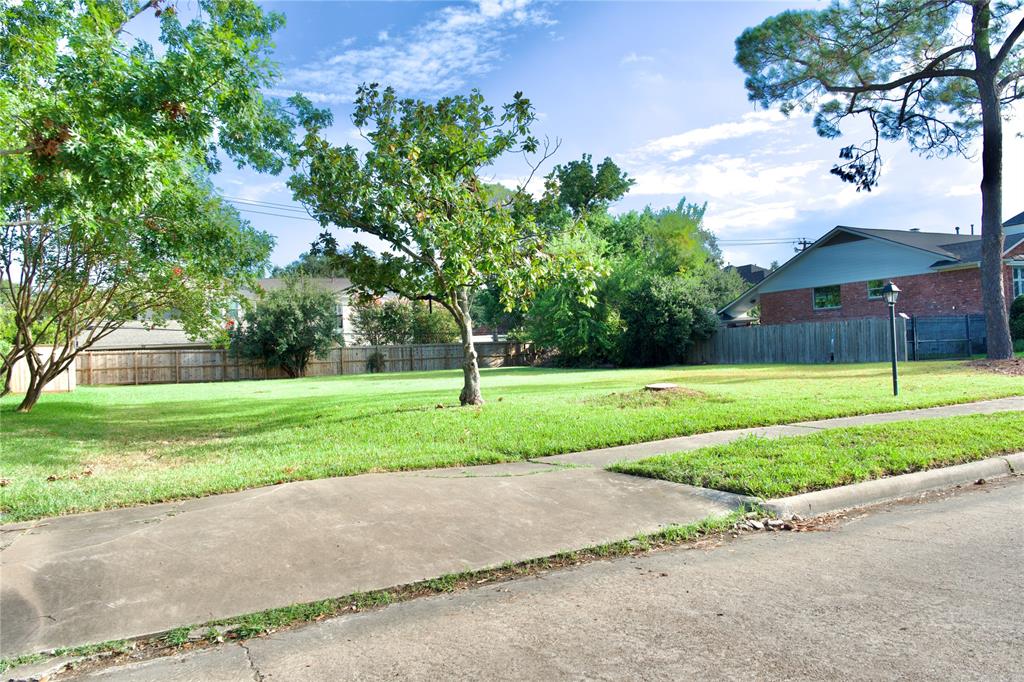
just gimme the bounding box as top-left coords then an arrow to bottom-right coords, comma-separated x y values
87,277 -> 357,350
727,263 -> 771,286
720,212 -> 1024,326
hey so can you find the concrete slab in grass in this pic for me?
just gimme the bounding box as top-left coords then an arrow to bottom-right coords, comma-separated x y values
0,464 -> 741,658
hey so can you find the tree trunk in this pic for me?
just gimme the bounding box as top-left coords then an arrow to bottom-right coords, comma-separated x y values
16,372 -> 46,413
1,344 -> 24,397
1,360 -> 14,397
456,288 -> 484,406
978,72 -> 1013,359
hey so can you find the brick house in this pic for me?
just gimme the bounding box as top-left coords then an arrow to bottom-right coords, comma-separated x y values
719,212 -> 1024,326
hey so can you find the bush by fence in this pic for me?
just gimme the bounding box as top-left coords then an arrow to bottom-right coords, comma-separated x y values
76,342 -> 535,386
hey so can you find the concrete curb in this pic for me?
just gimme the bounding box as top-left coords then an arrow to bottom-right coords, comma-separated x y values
761,453 -> 1022,518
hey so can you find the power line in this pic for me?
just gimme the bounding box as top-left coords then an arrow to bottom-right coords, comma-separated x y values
233,206 -> 321,223
223,195 -> 308,212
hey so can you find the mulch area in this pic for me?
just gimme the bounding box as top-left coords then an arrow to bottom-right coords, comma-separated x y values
964,357 -> 1024,376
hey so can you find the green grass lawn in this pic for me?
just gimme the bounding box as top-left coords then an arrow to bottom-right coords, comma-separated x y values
2,361 -> 1021,521
610,411 -> 1024,498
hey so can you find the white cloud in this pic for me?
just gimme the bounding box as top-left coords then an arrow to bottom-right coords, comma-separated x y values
233,181 -> 287,202
621,52 -> 654,65
281,0 -> 554,104
628,110 -> 792,162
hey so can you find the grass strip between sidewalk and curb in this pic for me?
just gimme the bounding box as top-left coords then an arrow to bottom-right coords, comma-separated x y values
0,510 -> 752,676
609,411 -> 1024,499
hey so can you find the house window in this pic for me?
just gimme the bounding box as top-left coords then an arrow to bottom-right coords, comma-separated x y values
1013,266 -> 1024,299
335,302 -> 345,331
867,279 -> 886,299
813,285 -> 841,310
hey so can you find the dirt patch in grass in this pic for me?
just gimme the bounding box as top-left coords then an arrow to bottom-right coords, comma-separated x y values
587,387 -> 710,409
81,439 -> 223,476
965,357 -> 1024,377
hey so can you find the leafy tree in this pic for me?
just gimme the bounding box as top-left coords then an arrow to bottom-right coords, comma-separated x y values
735,0 -> 1024,358
230,279 -> 341,378
618,275 -> 719,367
350,299 -> 408,346
548,154 -> 635,220
1,0 -> 291,410
471,283 -> 527,340
289,84 -> 593,405
526,232 -> 622,365
271,251 -> 349,278
350,298 -> 458,345
526,195 -> 743,365
409,301 -> 460,344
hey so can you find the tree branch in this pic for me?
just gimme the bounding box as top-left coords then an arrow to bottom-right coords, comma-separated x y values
822,68 -> 976,94
993,16 -> 1024,69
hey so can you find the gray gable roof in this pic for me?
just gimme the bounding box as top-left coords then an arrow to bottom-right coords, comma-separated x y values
1005,210 -> 1024,227
935,232 -> 1024,265
838,226 -> 978,260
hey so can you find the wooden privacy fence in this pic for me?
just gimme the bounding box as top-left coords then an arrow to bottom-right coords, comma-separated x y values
77,342 -> 535,386
687,317 -> 909,365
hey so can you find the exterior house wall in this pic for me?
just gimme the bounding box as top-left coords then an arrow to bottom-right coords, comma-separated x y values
760,266 -> 1018,325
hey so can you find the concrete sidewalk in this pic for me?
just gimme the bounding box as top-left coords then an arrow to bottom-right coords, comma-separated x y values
2,396 -> 1021,657
73,477 -> 1024,682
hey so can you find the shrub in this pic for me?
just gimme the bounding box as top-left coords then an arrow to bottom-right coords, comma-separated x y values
618,275 -> 718,367
229,279 -> 342,377
366,350 -> 386,373
1010,295 -> 1024,342
351,298 -> 459,345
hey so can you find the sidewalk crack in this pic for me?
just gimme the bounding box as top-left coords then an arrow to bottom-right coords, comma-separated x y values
240,642 -> 265,682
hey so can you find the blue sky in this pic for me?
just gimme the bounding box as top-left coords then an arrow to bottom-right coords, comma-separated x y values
211,0 -> 1024,269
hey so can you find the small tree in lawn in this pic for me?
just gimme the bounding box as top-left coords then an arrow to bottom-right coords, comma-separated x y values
289,85 -> 576,405
736,0 -> 1024,359
230,279 -> 342,378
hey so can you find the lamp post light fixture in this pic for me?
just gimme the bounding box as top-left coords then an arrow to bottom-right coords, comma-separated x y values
882,281 -> 901,396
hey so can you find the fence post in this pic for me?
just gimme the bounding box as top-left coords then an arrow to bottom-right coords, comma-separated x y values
911,316 -> 918,361
964,315 -> 971,357
175,350 -> 181,384
133,351 -> 139,385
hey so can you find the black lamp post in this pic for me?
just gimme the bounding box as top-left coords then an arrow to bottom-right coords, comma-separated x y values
882,281 -> 901,396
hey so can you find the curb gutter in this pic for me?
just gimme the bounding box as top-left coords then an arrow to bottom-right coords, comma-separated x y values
762,452 -> 1024,518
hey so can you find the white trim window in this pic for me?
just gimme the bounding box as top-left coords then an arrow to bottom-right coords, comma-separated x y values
1013,265 -> 1024,299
